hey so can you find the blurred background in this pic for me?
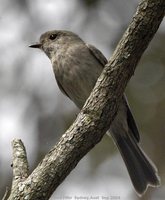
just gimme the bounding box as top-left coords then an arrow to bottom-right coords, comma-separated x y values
0,0 -> 164,199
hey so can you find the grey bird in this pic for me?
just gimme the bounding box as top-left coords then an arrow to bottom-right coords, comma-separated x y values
29,30 -> 160,195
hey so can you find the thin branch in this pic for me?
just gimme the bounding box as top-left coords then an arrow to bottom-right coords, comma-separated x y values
11,139 -> 29,184
7,0 -> 165,199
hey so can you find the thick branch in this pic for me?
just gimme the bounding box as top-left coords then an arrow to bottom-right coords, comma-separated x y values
8,0 -> 165,199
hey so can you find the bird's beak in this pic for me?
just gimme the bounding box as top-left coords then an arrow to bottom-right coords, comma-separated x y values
29,43 -> 42,48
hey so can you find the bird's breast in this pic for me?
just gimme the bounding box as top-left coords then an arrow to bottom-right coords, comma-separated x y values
52,45 -> 103,108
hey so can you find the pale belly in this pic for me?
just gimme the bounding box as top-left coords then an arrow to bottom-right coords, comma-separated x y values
54,59 -> 103,109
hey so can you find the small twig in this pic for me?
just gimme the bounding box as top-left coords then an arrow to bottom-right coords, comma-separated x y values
11,139 -> 29,183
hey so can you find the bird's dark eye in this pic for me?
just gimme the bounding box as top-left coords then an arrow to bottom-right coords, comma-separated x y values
49,34 -> 57,40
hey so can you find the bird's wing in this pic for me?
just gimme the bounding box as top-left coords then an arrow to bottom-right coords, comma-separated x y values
55,76 -> 70,98
124,95 -> 140,142
87,43 -> 140,142
86,44 -> 108,67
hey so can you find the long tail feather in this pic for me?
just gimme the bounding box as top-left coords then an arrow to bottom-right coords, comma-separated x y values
112,133 -> 160,195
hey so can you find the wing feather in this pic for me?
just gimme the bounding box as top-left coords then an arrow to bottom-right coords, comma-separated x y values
86,44 -> 108,67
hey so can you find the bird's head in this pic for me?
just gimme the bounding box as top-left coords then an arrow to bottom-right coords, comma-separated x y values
29,30 -> 82,59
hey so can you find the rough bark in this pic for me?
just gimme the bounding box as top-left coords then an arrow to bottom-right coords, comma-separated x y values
7,0 -> 165,199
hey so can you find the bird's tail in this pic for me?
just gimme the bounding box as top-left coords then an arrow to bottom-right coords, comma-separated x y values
111,132 -> 160,195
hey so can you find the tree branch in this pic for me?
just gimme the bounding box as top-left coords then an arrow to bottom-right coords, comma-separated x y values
11,139 -> 29,182
7,0 -> 165,199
